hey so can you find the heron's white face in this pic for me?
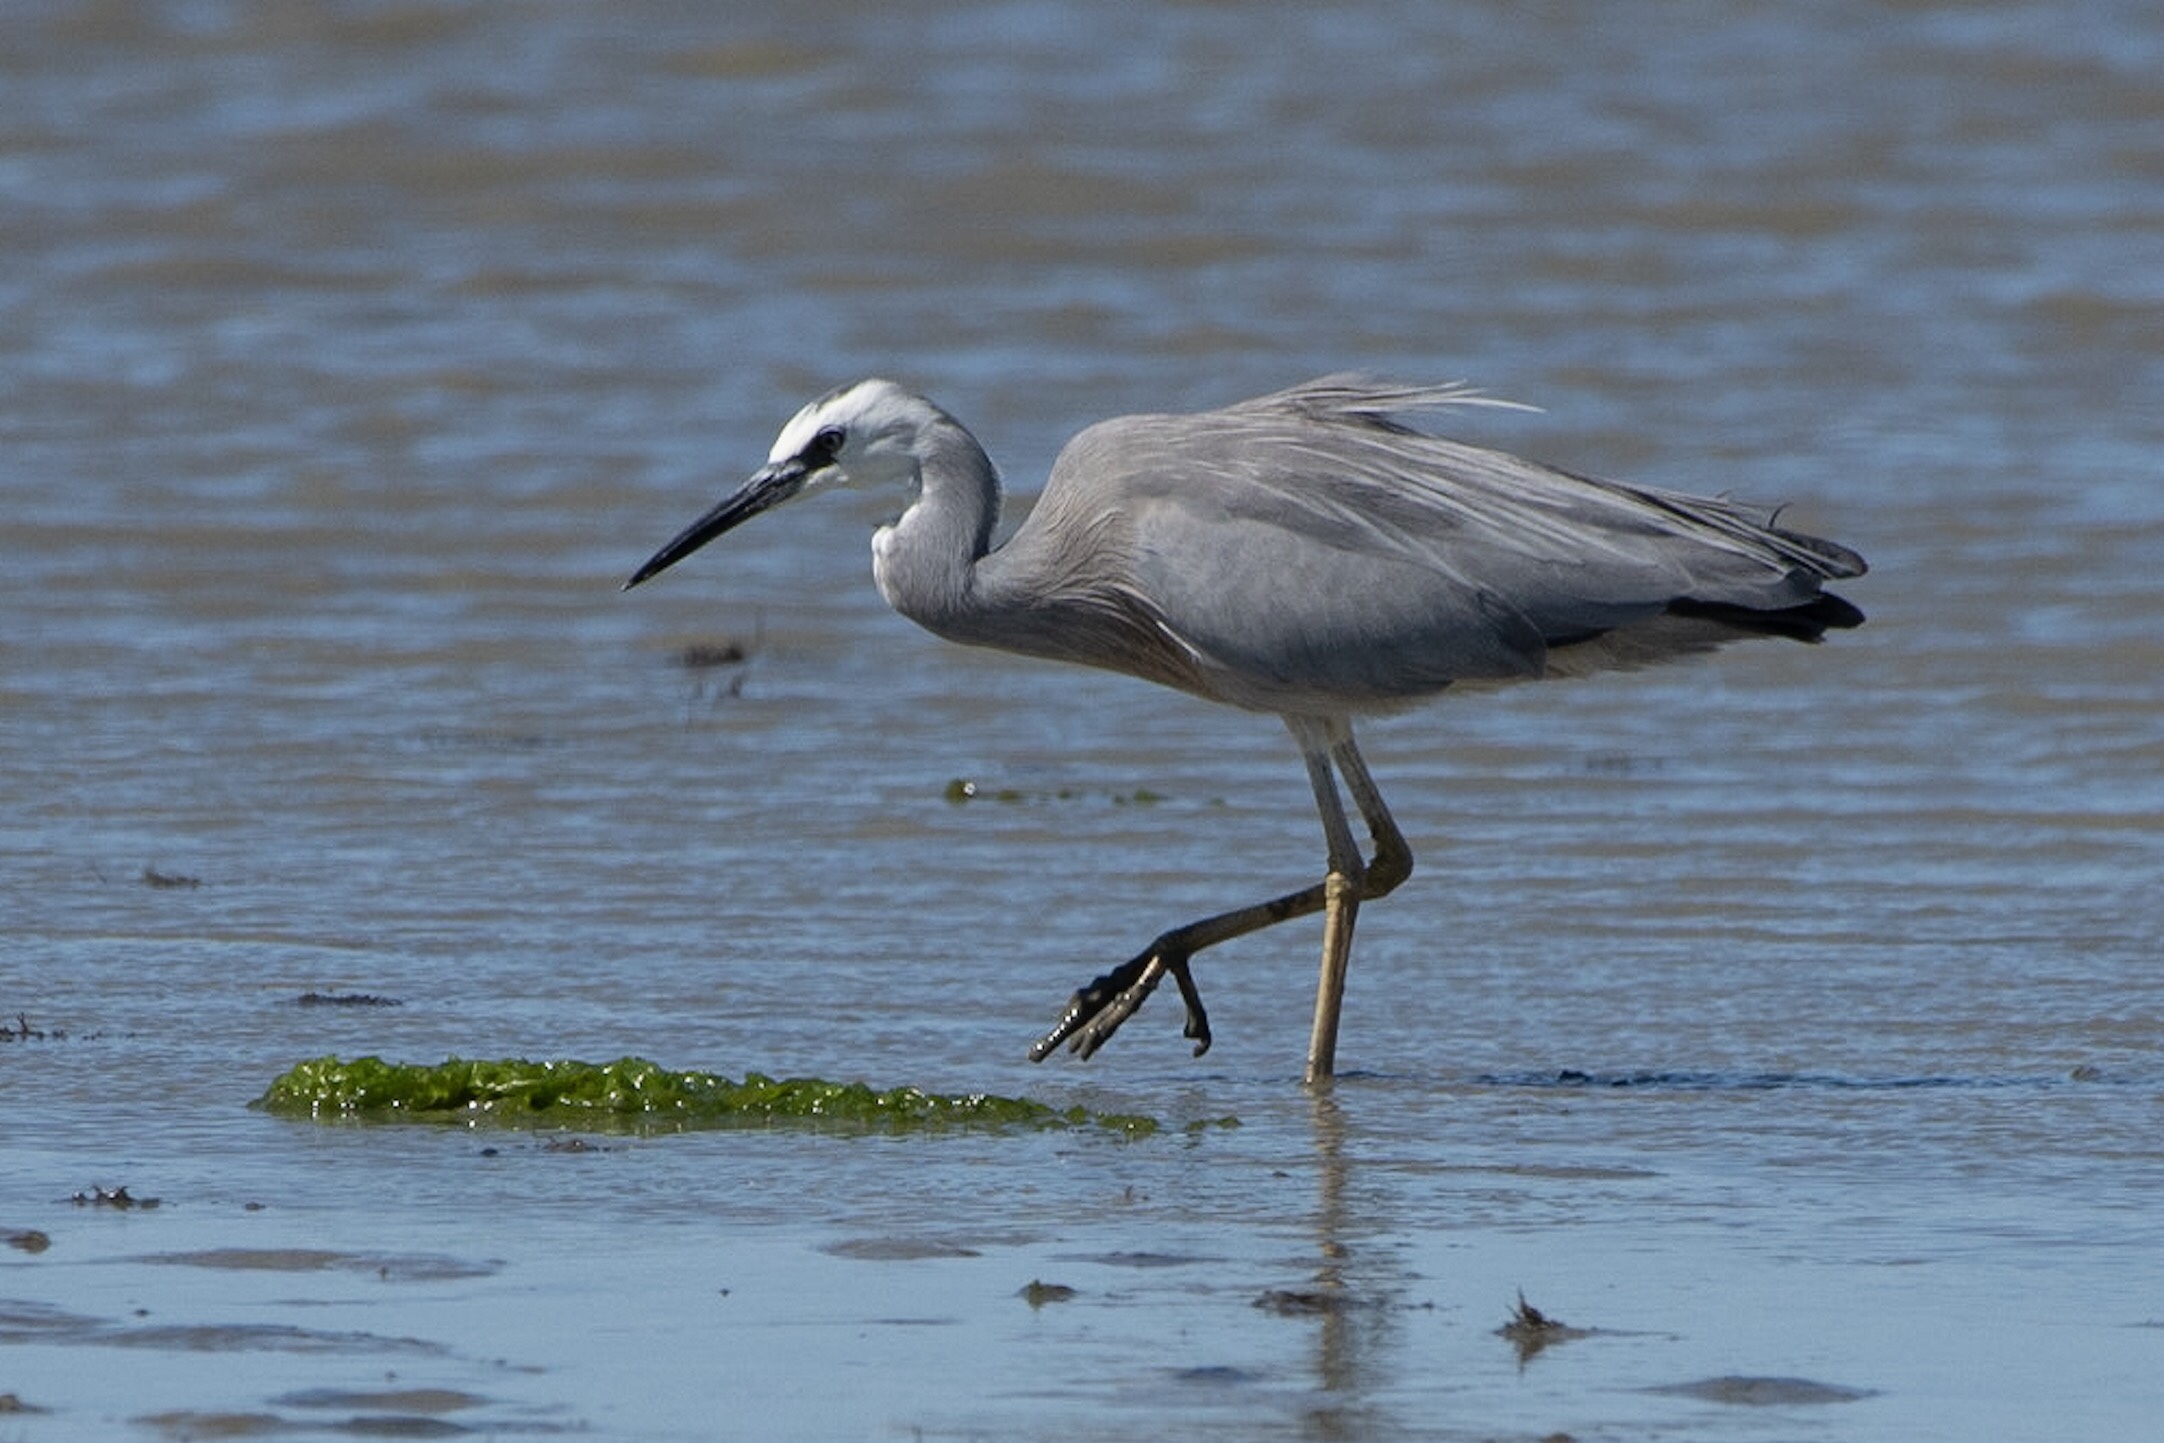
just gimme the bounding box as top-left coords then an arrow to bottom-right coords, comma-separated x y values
767,378 -> 933,495
623,379 -> 950,591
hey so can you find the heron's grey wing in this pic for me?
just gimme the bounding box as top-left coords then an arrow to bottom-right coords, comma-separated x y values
1222,377 -> 1863,591
1028,389 -> 1861,710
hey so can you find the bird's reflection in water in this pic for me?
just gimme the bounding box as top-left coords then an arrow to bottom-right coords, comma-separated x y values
1277,1087 -> 1408,1439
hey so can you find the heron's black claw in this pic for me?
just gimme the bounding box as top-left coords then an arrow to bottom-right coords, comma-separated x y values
1027,962 -> 1120,1061
1028,954 -> 1154,1061
1029,950 -> 1208,1062
1165,957 -> 1212,1057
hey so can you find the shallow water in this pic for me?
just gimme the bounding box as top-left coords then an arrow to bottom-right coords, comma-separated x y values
5,1 -> 2162,1439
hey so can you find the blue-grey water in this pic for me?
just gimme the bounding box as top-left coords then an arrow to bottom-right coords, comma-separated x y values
5,2 -> 2162,1439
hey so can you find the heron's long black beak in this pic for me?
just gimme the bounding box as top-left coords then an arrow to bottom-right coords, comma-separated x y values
622,458 -> 810,590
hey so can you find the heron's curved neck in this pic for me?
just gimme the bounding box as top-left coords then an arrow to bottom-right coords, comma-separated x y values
872,417 -> 1003,627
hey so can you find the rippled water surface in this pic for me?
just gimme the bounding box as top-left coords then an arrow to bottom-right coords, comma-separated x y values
5,2 -> 2162,1439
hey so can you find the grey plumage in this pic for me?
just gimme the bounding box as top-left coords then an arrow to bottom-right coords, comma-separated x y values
626,375 -> 1865,1083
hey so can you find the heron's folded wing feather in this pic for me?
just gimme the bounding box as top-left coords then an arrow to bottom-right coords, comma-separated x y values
1030,391 -> 1860,706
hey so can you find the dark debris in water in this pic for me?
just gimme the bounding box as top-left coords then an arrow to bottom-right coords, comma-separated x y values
674,639 -> 749,668
943,777 -> 1173,806
255,1055 -> 1159,1136
73,1185 -> 159,1210
3,1012 -> 111,1044
1497,1291 -> 1593,1361
542,1135 -> 613,1154
1645,1375 -> 1876,1406
296,991 -> 403,1008
140,866 -> 202,889
1255,1288 -> 1352,1317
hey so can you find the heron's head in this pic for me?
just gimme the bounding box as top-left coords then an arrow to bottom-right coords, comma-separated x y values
623,378 -> 943,589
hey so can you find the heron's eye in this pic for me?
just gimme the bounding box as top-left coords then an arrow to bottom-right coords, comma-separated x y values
809,426 -> 846,464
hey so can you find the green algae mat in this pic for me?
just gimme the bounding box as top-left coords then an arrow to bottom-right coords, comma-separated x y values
256,1055 -> 1157,1136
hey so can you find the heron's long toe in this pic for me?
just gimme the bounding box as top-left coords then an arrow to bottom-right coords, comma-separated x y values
1028,950 -> 1212,1062
1165,957 -> 1212,1056
1029,954 -> 1157,1060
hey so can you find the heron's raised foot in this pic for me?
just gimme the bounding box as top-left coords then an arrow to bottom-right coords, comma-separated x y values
1029,950 -> 1212,1062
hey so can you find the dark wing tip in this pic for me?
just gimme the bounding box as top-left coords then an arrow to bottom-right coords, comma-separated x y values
1665,592 -> 1866,642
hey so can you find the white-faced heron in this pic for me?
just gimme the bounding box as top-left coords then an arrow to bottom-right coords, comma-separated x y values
625,376 -> 1865,1084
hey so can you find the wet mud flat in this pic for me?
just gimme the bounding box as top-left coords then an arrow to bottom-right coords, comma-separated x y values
10,1059 -> 2162,1442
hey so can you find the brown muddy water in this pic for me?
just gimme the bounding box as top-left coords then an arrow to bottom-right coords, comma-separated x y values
4,2 -> 2162,1439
